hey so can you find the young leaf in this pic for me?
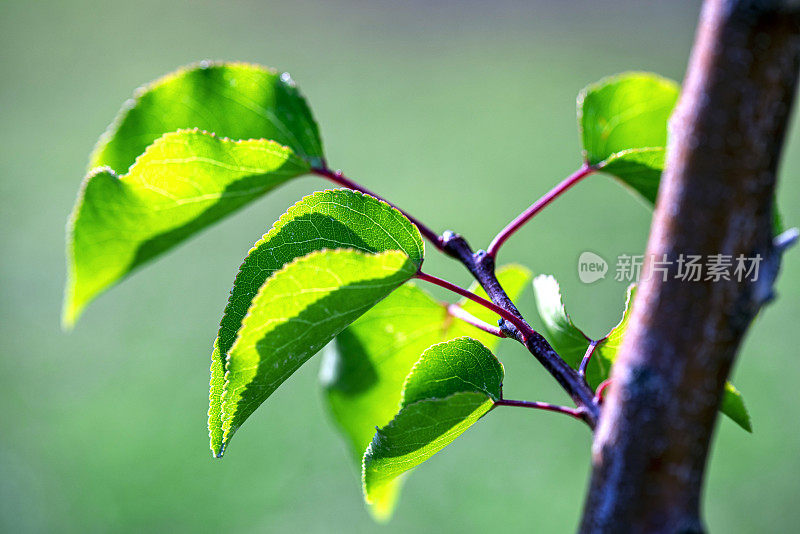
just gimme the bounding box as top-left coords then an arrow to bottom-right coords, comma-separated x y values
578,72 -> 679,203
210,189 -> 424,456
578,72 -> 784,228
218,249 -> 417,456
321,265 -> 529,467
721,382 -> 752,433
532,275 -> 592,371
592,283 -> 636,375
533,276 -> 750,430
65,130 -> 311,327
362,338 -> 503,521
92,61 -> 324,173
65,62 -> 325,327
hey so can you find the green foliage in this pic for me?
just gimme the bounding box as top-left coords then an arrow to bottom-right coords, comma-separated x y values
533,275 -> 751,431
578,72 -> 679,203
322,265 -> 529,518
362,338 -> 503,520
209,189 -> 424,455
64,62 -> 324,327
64,61 -> 767,526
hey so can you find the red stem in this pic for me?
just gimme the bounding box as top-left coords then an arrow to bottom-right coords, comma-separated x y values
593,379 -> 612,404
312,167 -> 445,251
487,164 -> 595,258
495,399 -> 589,422
415,271 -> 530,340
446,304 -> 505,338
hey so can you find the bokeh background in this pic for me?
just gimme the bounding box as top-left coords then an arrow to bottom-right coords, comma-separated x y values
2,1 -> 799,532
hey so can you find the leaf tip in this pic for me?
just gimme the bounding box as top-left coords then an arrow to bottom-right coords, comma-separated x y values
60,292 -> 81,331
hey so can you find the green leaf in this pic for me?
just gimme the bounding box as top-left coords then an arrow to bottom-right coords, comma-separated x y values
65,62 -> 326,327
532,275 -> 591,371
322,266 -> 528,461
209,189 -> 424,456
578,72 -> 786,225
91,61 -> 324,173
64,130 -> 311,327
217,248 -> 417,456
578,72 -> 679,203
322,265 -> 529,520
721,382 -> 752,433
591,283 -> 636,377
533,276 -> 750,430
362,338 -> 502,520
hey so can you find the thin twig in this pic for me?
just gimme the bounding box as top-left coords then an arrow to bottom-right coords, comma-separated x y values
495,399 -> 589,423
446,304 -> 505,338
593,379 -> 612,404
415,271 -> 529,338
487,164 -> 595,259
578,339 -> 600,379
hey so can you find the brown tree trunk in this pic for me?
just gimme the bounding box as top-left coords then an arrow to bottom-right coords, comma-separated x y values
579,1 -> 800,532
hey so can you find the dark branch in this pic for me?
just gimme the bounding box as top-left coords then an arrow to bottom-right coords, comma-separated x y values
580,1 -> 800,532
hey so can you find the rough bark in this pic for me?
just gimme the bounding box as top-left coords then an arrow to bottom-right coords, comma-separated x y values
579,1 -> 800,532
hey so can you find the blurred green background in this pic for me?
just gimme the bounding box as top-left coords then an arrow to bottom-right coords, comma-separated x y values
2,1 -> 798,532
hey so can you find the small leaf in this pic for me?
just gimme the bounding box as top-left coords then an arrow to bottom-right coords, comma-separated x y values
578,72 -> 679,203
591,283 -> 636,387
321,265 -> 528,466
533,276 -> 751,430
65,130 -> 311,327
532,274 -> 591,370
218,249 -> 417,456
209,189 -> 424,455
362,338 -> 502,520
721,382 -> 752,433
92,61 -> 324,173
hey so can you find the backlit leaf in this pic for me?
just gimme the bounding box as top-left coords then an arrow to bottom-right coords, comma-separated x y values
578,72 -> 679,203
322,265 -> 529,519
210,189 -> 424,456
362,338 -> 502,520
65,62 -> 325,326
